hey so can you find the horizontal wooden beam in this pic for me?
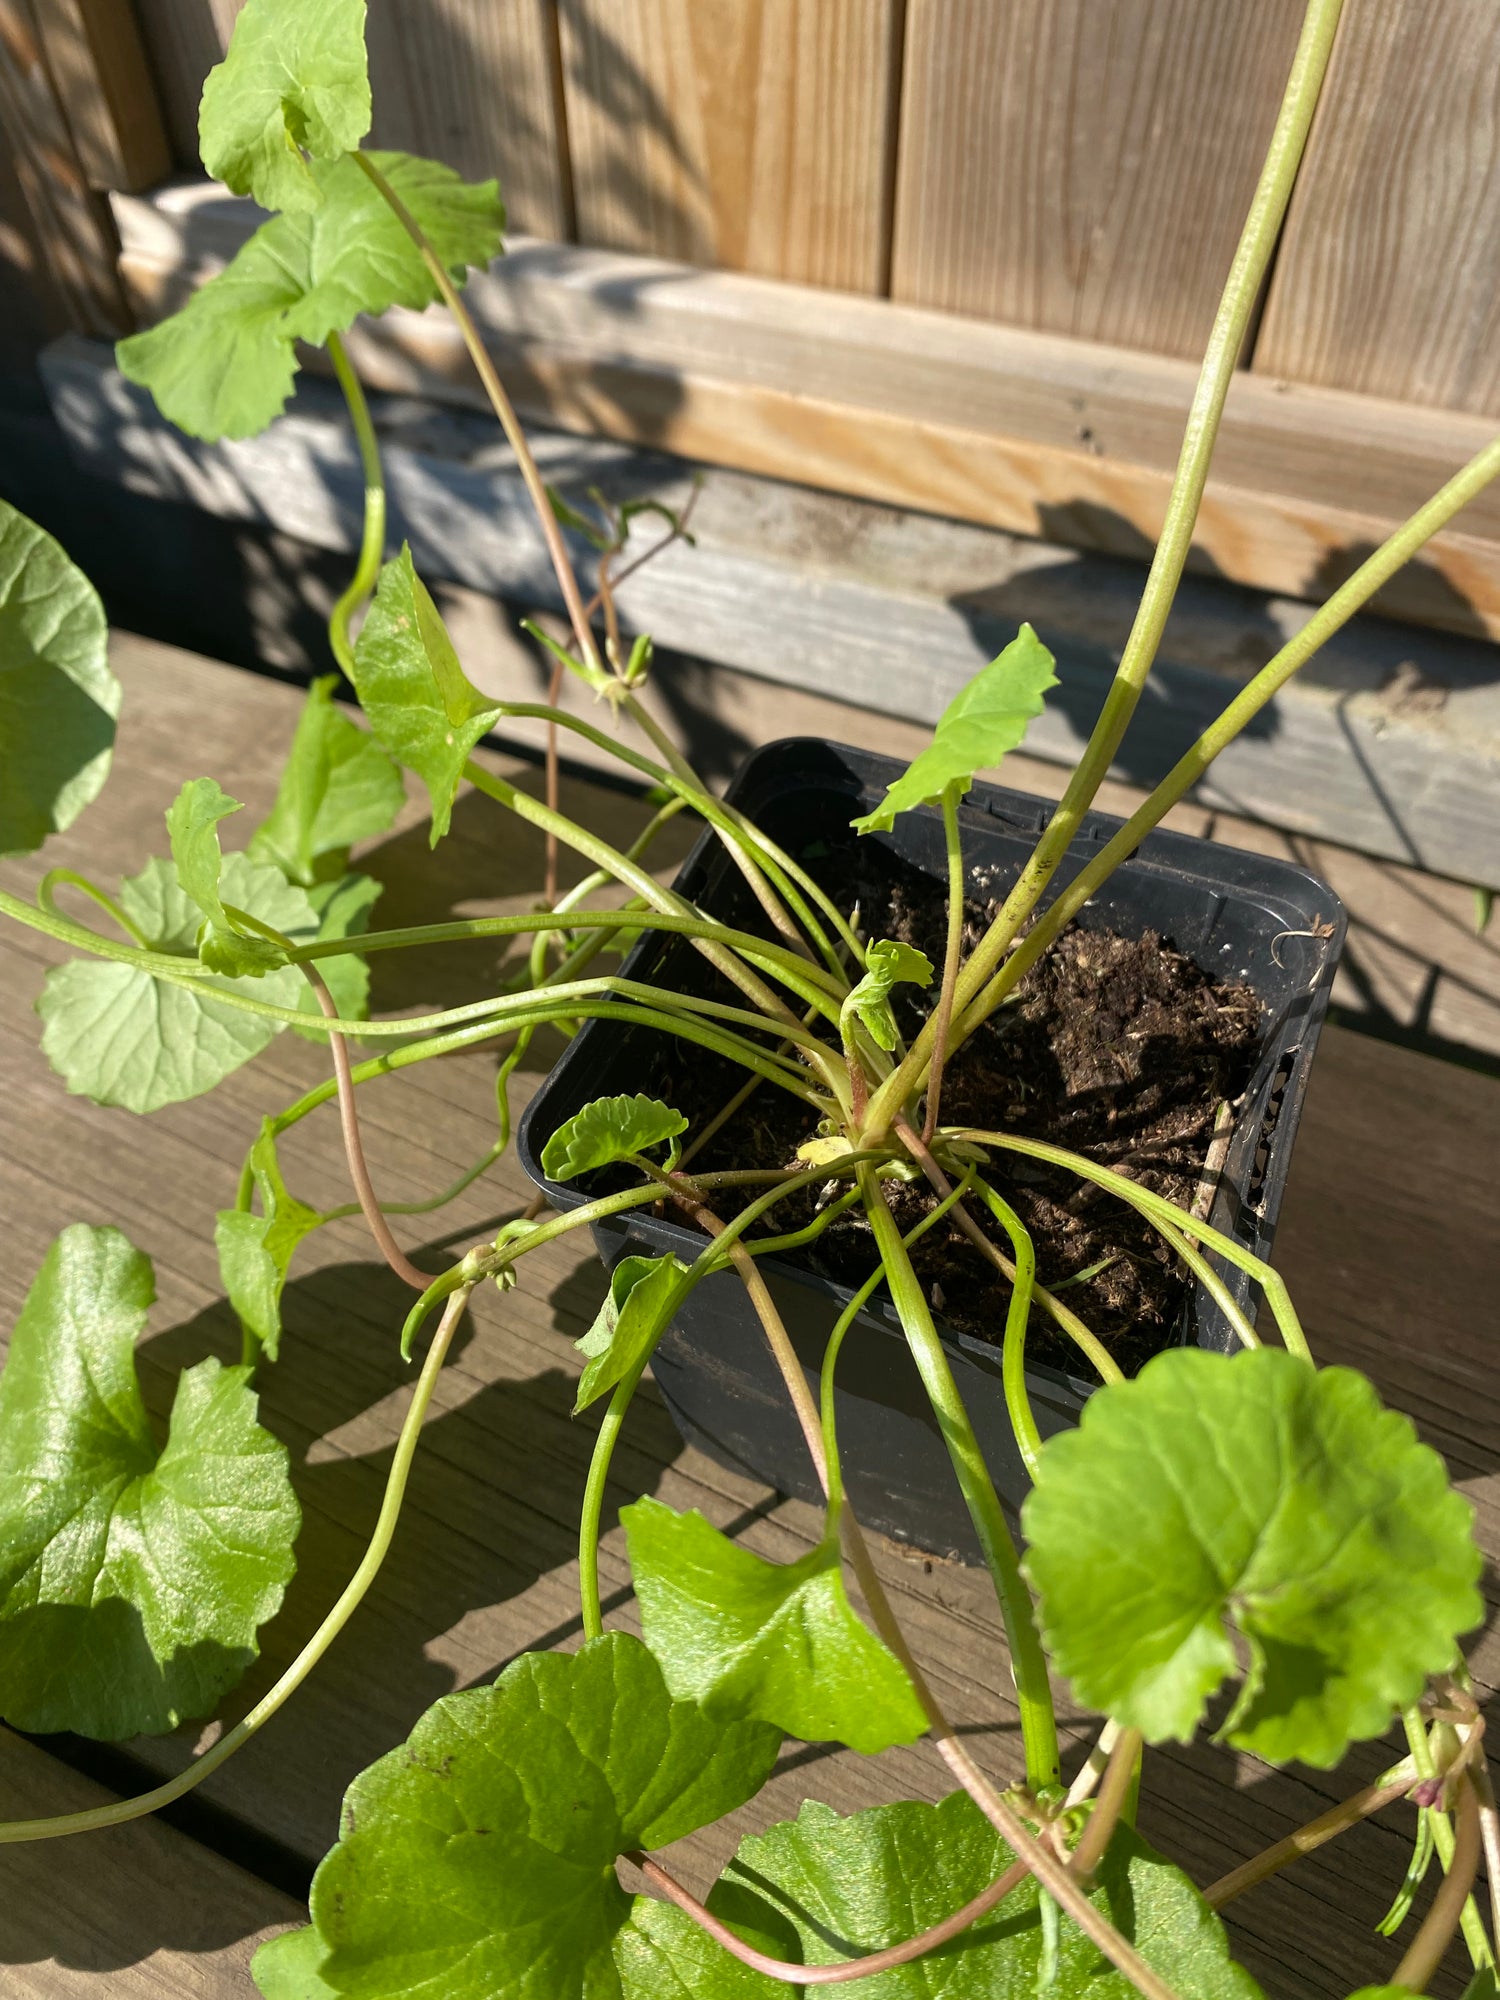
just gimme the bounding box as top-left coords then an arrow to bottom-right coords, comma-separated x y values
43,332 -> 1500,893
113,177 -> 1500,641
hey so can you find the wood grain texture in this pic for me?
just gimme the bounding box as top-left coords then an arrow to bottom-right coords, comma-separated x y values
890,0 -> 1309,355
29,0 -> 171,191
0,1732 -> 302,1993
365,0 -> 571,238
0,637 -> 1495,1995
50,330 -> 1500,897
111,187 -> 1500,641
559,0 -> 902,290
1255,0 -> 1500,416
128,0 -> 570,234
0,0 -> 128,332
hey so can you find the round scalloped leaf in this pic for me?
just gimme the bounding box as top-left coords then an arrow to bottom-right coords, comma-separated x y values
0,500 -> 117,857
625,1496 -> 928,1754
850,625 -> 1056,834
198,0 -> 370,215
37,852 -> 315,1112
1022,1348 -> 1482,1767
541,1093 -> 689,1181
349,545 -> 501,841
117,153 -> 503,444
709,1792 -> 1264,1996
288,1633 -> 780,1997
0,1225 -> 299,1739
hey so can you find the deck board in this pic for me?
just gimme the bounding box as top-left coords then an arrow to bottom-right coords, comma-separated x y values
0,1731 -> 302,1994
0,639 -> 1496,1996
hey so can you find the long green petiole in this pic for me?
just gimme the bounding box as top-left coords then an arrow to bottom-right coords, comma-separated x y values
982,1179 -> 1043,1483
325,328 -> 387,676
950,1128 -> 1308,1359
921,780 -> 966,1145
859,1164 -> 1060,1792
957,427 -> 1500,1044
574,1156 -> 891,1630
861,0 -> 1347,1143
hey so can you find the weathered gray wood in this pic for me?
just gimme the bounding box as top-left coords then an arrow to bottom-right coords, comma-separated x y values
43,332 -> 1500,897
0,1731 -> 302,1993
109,180 -> 1500,639
0,639 -> 1495,1994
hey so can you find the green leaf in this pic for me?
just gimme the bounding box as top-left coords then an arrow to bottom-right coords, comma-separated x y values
38,852 -> 316,1112
249,675 -> 404,887
713,1794 -> 1263,1997
575,1253 -> 689,1413
117,152 -> 503,443
1022,1348 -> 1482,1767
349,545 -> 501,841
198,0 -> 369,214
217,1122 -> 322,1360
167,775 -> 288,975
612,1899 -> 784,1998
841,938 -> 934,1052
851,625 -> 1057,834
291,868 -> 383,1037
0,499 -> 117,857
624,1497 -> 927,1753
252,1926 -> 339,1999
0,1225 -> 299,1739
541,1093 -> 689,1181
290,1632 -> 780,1998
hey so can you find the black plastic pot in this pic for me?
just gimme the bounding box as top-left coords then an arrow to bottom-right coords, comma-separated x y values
518,738 -> 1346,1560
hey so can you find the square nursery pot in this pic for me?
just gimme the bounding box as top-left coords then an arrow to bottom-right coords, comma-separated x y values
518,738 -> 1346,1561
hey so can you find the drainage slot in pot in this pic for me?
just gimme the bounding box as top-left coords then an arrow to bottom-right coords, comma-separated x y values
1248,1049 -> 1298,1213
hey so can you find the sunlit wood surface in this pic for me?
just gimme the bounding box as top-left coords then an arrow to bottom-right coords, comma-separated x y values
2,640 -> 1497,1996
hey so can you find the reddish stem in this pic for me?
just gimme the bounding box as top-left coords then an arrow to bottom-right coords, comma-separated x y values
306,966 -> 429,1292
630,1848 -> 1031,1985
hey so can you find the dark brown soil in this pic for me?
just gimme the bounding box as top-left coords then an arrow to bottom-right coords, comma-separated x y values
661,867 -> 1263,1378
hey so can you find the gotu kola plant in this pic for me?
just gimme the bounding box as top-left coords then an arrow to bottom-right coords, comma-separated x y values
1,0 -> 1498,1993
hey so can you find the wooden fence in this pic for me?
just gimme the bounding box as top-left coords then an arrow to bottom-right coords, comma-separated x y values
6,0 -> 1500,633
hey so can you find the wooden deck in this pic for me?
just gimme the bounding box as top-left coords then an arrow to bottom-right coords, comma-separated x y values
1,638 -> 1498,1998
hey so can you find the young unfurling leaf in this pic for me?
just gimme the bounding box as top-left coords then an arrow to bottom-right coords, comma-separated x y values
38,853 -> 315,1112
851,625 -> 1057,835
574,1253 -> 689,1412
198,0 -> 370,215
540,1093 -> 689,1181
0,499 -> 117,858
0,1225 -> 299,1739
624,1497 -> 927,1753
841,938 -> 934,1053
117,152 -> 503,444
167,776 -> 288,975
248,675 -> 404,888
252,1633 -> 780,1999
707,1793 -> 1265,1997
1023,1348 -> 1482,1767
350,546 -> 501,842
217,1122 -> 323,1360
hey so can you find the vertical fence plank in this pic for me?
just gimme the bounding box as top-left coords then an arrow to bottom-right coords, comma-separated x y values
1254,0 -> 1500,417
367,0 -> 571,237
889,0 -> 1307,357
128,0 -> 570,237
125,0 -> 232,165
559,0 -> 902,293
0,0 -> 129,333
29,0 -> 172,191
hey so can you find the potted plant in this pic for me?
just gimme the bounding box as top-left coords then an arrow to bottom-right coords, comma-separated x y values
0,0 -> 1496,1992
